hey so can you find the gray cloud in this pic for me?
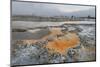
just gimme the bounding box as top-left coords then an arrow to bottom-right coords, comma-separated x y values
12,1 -> 95,17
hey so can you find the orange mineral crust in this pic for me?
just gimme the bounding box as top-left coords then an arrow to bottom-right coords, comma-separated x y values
45,32 -> 80,54
42,28 -> 64,40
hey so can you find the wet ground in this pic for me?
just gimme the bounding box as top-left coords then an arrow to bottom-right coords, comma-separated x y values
11,22 -> 96,66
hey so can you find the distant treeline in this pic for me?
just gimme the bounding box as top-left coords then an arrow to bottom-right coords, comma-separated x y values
12,15 -> 96,22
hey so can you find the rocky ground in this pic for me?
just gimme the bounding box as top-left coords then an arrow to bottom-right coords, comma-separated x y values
11,24 -> 96,66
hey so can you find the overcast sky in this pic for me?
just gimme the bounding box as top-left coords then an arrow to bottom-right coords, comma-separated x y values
12,1 -> 95,17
